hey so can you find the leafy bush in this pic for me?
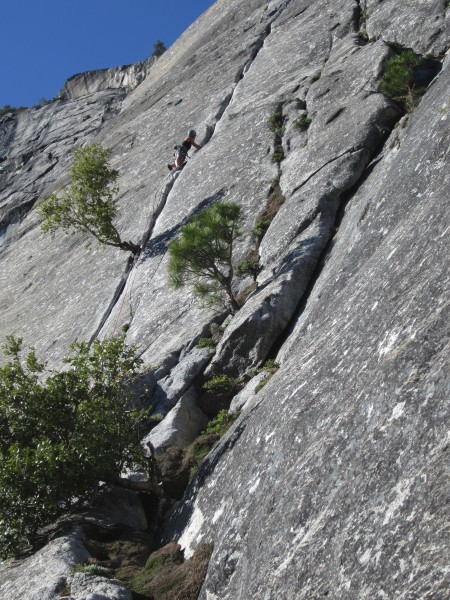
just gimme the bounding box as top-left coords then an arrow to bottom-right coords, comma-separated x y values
203,374 -> 239,394
201,409 -> 238,436
379,49 -> 423,111
196,337 -> 216,350
39,143 -> 139,253
0,335 -> 145,558
150,413 -> 164,423
254,378 -> 268,394
236,257 -> 260,279
267,112 -> 285,136
252,219 -> 271,240
293,112 -> 312,131
254,360 -> 280,394
270,145 -> 285,163
309,71 -> 321,83
261,359 -> 280,371
168,201 -> 242,313
360,8 -> 369,26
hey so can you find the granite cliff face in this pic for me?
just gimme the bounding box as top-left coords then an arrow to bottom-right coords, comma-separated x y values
0,1 -> 449,599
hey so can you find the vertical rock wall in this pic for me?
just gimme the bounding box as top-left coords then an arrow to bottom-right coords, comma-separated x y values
0,0 -> 449,598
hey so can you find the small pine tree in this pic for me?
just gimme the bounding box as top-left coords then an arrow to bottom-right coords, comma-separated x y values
152,40 -> 166,58
168,201 -> 242,313
380,49 -> 423,112
39,144 -> 139,253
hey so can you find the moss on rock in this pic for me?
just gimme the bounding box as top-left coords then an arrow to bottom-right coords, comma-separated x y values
129,541 -> 213,600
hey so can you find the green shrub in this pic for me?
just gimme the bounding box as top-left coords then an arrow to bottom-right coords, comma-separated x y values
267,112 -> 285,136
252,219 -> 271,239
203,374 -> 239,394
39,143 -> 139,253
150,413 -> 164,423
254,360 -> 280,394
360,8 -> 369,25
236,257 -> 260,279
379,49 -> 423,111
254,378 -> 268,394
261,359 -> 280,371
196,337 -> 216,352
293,112 -> 312,131
0,335 -> 145,558
270,146 -> 285,163
201,409 -> 238,436
309,70 -> 321,83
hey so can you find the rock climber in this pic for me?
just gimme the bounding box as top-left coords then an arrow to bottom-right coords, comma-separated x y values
168,129 -> 202,171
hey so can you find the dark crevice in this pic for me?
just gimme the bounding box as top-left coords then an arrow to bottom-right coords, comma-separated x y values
290,146 -> 365,197
98,6 -> 292,340
325,106 -> 346,125
266,121 -> 400,359
94,3 -> 297,352
89,254 -> 136,344
0,197 -> 39,252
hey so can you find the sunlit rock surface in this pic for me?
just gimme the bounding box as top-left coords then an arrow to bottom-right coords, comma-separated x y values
0,0 -> 448,598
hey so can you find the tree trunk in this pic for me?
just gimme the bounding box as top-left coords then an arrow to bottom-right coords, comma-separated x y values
119,240 -> 141,254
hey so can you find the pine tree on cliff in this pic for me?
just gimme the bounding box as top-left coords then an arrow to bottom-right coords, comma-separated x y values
39,143 -> 140,253
168,201 -> 242,314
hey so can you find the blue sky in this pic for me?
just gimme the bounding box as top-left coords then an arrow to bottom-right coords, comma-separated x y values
1,0 -> 216,108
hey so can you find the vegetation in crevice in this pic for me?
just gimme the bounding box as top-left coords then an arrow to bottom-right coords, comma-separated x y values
236,255 -> 260,280
356,0 -> 370,39
267,111 -> 285,137
270,145 -> 285,163
71,563 -> 114,578
267,108 -> 286,167
196,337 -> 216,352
127,541 -> 213,600
203,374 -> 240,394
254,359 -> 280,393
379,49 -> 424,112
201,409 -> 239,437
293,111 -> 312,131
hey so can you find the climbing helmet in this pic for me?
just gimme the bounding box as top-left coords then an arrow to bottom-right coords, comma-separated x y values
187,129 -> 197,138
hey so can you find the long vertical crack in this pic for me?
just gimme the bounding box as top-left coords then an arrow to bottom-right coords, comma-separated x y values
95,2 -> 295,341
265,128 -> 406,360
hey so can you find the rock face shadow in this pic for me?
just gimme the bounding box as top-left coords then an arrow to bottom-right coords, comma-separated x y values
140,188 -> 227,262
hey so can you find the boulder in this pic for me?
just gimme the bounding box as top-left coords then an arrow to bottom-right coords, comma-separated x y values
143,386 -> 209,454
70,572 -> 132,600
0,532 -> 89,600
152,347 -> 212,415
229,371 -> 269,412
